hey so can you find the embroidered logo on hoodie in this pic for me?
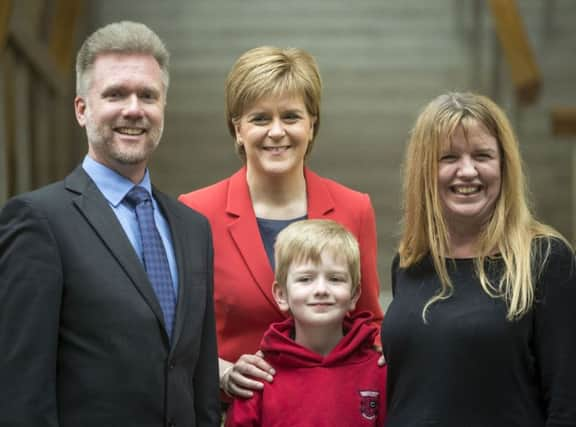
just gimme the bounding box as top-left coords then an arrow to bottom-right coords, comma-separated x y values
359,390 -> 380,420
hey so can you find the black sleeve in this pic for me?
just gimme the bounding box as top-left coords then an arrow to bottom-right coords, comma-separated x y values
533,238 -> 576,426
193,221 -> 221,426
390,253 -> 400,298
0,197 -> 62,426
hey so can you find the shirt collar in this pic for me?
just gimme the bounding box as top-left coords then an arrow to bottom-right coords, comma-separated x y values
82,155 -> 153,207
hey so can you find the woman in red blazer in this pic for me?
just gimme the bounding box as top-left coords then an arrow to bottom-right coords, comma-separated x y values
179,46 -> 383,399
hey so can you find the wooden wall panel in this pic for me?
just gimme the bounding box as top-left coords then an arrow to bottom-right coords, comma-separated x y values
50,0 -> 82,75
51,98 -> 73,180
10,0 -> 44,34
13,54 -> 32,193
0,0 -> 10,49
9,23 -> 66,94
3,47 -> 15,198
0,54 -> 7,204
0,1 -> 11,203
31,82 -> 52,186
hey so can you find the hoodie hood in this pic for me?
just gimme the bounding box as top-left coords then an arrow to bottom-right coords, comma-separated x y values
260,311 -> 377,368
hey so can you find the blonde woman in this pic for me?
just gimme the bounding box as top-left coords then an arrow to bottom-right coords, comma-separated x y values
381,92 -> 576,426
179,46 -> 383,400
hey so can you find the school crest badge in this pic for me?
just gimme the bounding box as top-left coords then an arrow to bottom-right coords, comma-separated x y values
359,390 -> 379,420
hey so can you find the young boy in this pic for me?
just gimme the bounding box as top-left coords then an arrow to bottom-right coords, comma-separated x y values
225,219 -> 387,426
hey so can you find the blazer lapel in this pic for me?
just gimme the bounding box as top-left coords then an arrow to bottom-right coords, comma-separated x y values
226,168 -> 283,316
66,167 -> 168,340
305,168 -> 335,218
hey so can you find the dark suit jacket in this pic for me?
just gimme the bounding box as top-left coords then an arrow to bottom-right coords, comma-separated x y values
179,167 -> 383,365
0,166 -> 220,427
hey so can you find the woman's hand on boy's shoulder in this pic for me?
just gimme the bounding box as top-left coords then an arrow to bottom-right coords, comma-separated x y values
223,351 -> 276,399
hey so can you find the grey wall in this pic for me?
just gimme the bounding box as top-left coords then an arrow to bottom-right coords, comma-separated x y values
87,0 -> 576,309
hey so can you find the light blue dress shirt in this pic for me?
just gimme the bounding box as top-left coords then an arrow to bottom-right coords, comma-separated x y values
82,156 -> 179,294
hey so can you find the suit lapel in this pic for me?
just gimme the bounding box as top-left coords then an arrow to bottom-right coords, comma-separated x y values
226,168 -> 283,316
66,167 -> 168,340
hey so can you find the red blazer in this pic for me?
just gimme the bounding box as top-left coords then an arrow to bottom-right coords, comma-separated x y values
179,167 -> 383,363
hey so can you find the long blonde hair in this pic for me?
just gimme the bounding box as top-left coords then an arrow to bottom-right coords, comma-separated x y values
399,92 -> 564,321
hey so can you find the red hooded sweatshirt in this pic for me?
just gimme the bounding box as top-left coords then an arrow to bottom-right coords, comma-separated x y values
226,312 -> 387,426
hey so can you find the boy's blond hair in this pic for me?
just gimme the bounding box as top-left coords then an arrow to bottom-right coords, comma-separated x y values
274,219 -> 360,295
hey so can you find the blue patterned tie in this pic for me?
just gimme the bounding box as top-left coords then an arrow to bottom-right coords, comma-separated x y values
125,186 -> 176,340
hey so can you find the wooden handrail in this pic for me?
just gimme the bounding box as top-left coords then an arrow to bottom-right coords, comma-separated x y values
551,107 -> 576,137
488,0 -> 541,105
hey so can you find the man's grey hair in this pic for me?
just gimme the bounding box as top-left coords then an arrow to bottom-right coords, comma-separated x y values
75,21 -> 170,96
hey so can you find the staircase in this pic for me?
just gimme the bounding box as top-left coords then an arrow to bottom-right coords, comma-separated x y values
87,0 -> 575,310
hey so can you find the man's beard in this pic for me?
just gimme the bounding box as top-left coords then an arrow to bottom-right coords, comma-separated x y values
85,119 -> 163,165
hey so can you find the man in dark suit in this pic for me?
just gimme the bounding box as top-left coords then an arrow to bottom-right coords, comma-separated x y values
0,21 -> 220,427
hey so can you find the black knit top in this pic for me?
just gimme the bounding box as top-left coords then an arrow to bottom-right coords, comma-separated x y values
381,238 -> 576,427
